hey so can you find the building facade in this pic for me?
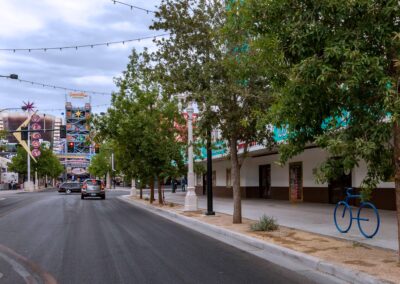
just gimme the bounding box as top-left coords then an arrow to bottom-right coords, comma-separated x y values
195,143 -> 395,211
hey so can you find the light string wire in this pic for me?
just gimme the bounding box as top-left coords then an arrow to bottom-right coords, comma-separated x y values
1,104 -> 111,113
111,0 -> 156,14
0,33 -> 169,52
40,103 -> 111,112
0,77 -> 114,96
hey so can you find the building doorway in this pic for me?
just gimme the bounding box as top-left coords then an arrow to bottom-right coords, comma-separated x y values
259,164 -> 271,198
289,162 -> 303,202
328,171 -> 352,204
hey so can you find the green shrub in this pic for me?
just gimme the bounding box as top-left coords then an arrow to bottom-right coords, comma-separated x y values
144,197 -> 149,201
250,215 -> 278,232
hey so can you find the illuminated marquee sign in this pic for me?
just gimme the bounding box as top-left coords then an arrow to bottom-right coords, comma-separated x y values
69,92 -> 88,99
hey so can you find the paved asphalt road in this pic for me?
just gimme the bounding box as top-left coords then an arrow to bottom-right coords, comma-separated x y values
0,190 -> 333,284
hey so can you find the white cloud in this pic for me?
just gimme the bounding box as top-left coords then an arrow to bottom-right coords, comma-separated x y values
109,21 -> 140,32
0,52 -> 43,67
41,0 -> 109,27
0,0 -> 110,40
0,1 -> 44,38
72,75 -> 114,86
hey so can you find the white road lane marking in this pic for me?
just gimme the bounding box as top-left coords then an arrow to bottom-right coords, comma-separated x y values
0,251 -> 35,283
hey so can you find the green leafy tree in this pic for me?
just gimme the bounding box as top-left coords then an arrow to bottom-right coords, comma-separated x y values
9,145 -> 63,181
36,147 -> 64,179
8,146 -> 27,176
0,130 -> 8,152
92,49 -> 185,204
88,144 -> 112,179
151,0 -> 273,223
240,0 -> 400,256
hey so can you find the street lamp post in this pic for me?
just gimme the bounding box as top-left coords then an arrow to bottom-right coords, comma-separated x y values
27,122 -> 31,188
111,152 -> 115,189
0,108 -> 23,113
184,101 -> 198,211
0,74 -> 18,80
131,178 -> 136,197
24,108 -> 35,191
205,128 -> 215,215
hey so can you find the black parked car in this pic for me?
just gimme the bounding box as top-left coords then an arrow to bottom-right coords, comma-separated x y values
58,182 -> 82,194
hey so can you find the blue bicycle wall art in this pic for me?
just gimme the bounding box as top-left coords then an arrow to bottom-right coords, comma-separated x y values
334,187 -> 380,238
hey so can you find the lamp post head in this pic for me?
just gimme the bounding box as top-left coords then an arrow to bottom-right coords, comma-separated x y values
9,74 -> 18,80
187,105 -> 194,114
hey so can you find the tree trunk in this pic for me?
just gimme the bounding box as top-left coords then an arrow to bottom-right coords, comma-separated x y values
150,178 -> 155,204
140,185 -> 143,199
158,176 -> 163,204
393,122 -> 400,259
230,137 -> 241,224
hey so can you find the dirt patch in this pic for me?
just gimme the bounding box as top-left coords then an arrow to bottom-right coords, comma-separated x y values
343,260 -> 376,267
129,196 -> 400,283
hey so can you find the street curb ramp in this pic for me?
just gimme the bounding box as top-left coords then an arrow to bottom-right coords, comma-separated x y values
118,195 -> 388,284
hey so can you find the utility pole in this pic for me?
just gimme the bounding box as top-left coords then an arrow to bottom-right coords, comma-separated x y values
205,129 -> 215,215
27,121 -> 32,189
111,152 -> 115,189
184,101 -> 198,211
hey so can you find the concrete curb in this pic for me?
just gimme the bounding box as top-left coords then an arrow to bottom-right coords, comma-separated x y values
118,195 -> 389,284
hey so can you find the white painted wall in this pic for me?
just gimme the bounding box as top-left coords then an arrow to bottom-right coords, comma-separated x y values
353,160 -> 394,188
209,147 -> 394,190
213,160 -> 230,187
214,147 -> 329,188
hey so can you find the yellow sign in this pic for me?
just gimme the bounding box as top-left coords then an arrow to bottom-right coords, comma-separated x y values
13,112 -> 37,163
69,92 -> 87,98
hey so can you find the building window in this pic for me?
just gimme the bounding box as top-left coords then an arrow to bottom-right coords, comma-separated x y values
226,168 -> 232,187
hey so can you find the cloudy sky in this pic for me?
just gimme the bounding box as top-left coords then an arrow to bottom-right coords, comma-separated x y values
0,0 -> 161,117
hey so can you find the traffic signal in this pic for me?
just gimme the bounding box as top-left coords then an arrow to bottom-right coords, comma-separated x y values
67,142 -> 74,152
21,127 -> 28,140
60,125 -> 66,138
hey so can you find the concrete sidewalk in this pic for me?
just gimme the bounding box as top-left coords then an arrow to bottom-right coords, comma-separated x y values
154,190 -> 397,251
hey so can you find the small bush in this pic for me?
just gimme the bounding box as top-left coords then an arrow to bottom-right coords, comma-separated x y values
169,203 -> 175,207
250,215 -> 278,232
144,197 -> 149,201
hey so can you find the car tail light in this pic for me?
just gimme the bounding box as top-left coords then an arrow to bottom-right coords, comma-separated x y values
82,184 -> 87,191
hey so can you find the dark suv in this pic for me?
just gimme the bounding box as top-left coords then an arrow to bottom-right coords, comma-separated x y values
81,179 -> 105,200
58,182 -> 82,193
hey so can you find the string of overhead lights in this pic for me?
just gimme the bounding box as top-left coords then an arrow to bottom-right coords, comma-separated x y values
0,33 -> 169,53
110,0 -> 156,14
40,103 -> 111,112
9,78 -> 114,96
